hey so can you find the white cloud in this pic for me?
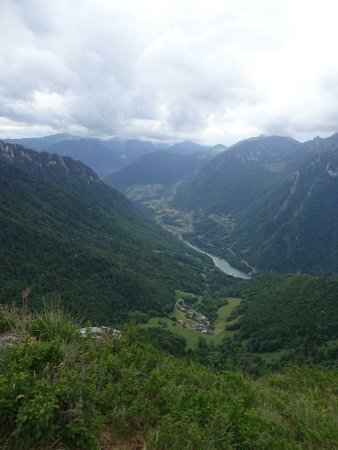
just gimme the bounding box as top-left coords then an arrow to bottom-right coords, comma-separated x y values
1,0 -> 338,144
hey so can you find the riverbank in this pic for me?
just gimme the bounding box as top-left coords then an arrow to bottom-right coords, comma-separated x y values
180,236 -> 251,279
162,224 -> 251,279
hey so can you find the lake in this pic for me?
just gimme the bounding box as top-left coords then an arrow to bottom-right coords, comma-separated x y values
180,237 -> 251,279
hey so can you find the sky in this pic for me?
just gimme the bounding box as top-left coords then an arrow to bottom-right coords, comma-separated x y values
1,0 -> 338,145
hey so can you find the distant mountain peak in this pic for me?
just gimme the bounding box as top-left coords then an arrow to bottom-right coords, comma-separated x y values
0,140 -> 100,187
304,132 -> 338,153
211,144 -> 228,153
48,132 -> 77,139
168,140 -> 208,155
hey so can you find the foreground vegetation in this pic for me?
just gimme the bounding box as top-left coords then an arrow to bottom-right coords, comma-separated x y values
230,273 -> 338,369
0,305 -> 337,449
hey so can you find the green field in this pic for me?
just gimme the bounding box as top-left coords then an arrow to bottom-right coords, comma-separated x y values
213,297 -> 242,340
174,289 -> 199,302
125,183 -> 164,201
141,297 -> 242,349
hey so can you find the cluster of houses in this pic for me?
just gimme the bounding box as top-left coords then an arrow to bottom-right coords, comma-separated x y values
176,301 -> 213,335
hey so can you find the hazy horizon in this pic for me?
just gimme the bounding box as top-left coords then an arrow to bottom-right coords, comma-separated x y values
4,130 -> 338,149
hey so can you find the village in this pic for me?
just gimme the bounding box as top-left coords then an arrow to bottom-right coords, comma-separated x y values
176,299 -> 213,335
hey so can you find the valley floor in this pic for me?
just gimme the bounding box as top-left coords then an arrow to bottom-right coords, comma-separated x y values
141,296 -> 242,349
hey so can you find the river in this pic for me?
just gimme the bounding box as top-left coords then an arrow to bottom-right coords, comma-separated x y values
180,237 -> 251,280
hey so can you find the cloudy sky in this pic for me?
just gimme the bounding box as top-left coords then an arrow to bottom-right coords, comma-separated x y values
1,0 -> 338,145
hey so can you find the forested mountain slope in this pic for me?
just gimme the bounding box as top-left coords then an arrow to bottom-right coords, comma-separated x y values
0,141 -> 227,323
172,134 -> 338,274
227,273 -> 338,368
105,150 -> 214,200
176,135 -> 301,212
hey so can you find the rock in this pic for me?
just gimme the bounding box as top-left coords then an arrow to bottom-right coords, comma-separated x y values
0,332 -> 20,348
79,326 -> 121,339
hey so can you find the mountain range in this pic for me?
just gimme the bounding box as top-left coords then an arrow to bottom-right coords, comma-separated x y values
1,134 -> 337,449
108,132 -> 338,275
4,135 -> 214,178
4,134 -> 161,177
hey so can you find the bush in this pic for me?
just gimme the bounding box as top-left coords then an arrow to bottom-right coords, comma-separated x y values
0,305 -> 337,449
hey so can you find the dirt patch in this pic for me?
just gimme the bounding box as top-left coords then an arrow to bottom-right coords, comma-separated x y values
0,331 -> 20,349
100,428 -> 145,450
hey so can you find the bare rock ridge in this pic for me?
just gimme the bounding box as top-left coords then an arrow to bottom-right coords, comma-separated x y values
0,140 -> 100,189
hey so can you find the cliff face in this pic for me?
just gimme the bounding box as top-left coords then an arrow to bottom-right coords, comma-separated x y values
0,140 -> 100,190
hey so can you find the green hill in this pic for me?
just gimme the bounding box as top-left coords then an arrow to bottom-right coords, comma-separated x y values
225,273 -> 338,369
138,272 -> 338,373
105,150 -> 213,196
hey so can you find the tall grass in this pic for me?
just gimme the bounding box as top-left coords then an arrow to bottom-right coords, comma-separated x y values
0,300 -> 79,341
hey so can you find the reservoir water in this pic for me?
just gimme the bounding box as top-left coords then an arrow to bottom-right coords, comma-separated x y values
180,237 -> 251,280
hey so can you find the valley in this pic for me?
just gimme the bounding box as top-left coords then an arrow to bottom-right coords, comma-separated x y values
1,135 -> 338,449
2,2 -> 338,447
103,133 -> 338,371
113,180 -> 252,276
141,291 -> 242,349
107,133 -> 338,276
0,140 -> 235,325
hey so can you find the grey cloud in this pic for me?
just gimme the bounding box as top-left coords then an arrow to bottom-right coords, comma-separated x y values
1,0 -> 338,144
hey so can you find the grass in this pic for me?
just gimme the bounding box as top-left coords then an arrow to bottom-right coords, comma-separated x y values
209,297 -> 242,345
146,196 -> 195,235
141,317 -> 206,349
214,298 -> 241,334
125,184 -> 164,201
174,289 -> 198,301
141,297 -> 242,349
254,369 -> 338,449
128,186 -> 195,236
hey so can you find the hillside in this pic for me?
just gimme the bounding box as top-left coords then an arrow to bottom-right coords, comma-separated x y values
169,134 -> 338,275
105,150 -> 215,214
238,147 -> 338,273
0,305 -> 337,450
137,272 -> 338,374
226,273 -> 338,369
0,141 -> 229,324
106,151 -> 211,190
176,135 -> 301,212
